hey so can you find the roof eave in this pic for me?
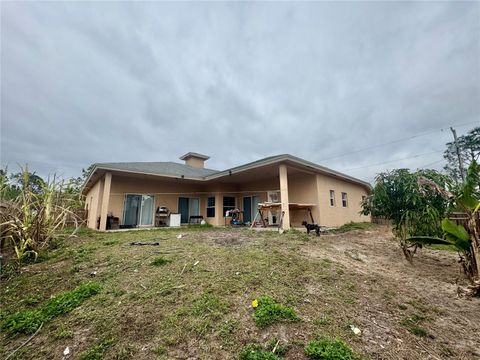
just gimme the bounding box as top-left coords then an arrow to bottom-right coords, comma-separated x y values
81,165 -> 207,194
204,154 -> 371,190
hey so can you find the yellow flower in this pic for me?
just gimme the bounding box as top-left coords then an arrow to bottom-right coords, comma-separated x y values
252,299 -> 258,308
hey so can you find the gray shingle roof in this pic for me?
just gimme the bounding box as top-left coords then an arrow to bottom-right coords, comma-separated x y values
97,162 -> 218,179
85,154 -> 371,191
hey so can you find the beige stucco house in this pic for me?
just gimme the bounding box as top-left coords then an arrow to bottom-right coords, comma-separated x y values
82,153 -> 371,231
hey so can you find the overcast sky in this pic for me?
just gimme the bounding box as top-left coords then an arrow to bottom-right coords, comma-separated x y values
1,1 -> 479,183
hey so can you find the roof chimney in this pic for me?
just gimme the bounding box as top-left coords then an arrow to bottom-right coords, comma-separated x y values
180,152 -> 210,168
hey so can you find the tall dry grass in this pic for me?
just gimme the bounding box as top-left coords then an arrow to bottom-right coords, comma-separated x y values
0,168 -> 82,262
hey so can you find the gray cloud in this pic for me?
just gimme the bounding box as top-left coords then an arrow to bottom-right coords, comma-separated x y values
1,1 -> 479,182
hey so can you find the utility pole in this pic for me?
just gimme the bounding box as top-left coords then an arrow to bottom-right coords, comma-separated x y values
450,127 -> 465,182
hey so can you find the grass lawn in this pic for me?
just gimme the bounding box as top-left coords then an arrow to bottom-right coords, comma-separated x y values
1,225 -> 479,359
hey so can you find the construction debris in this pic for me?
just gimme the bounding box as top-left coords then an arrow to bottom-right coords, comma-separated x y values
63,347 -> 70,357
350,325 -> 361,335
458,280 -> 480,298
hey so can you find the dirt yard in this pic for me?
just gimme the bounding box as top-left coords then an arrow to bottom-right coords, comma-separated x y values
300,226 -> 480,359
1,225 -> 479,359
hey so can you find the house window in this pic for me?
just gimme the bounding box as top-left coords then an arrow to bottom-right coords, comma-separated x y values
206,197 -> 215,218
362,195 -> 366,202
223,196 -> 236,216
329,190 -> 335,206
342,192 -> 348,207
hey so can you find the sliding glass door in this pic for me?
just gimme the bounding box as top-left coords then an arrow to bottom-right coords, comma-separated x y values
124,195 -> 141,226
178,197 -> 200,224
140,195 -> 154,225
243,196 -> 261,223
123,194 -> 155,227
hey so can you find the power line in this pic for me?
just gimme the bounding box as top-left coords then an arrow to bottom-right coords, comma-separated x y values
345,150 -> 443,171
318,120 -> 479,162
418,158 -> 445,169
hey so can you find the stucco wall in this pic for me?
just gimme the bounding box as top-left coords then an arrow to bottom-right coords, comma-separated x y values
105,175 -> 251,226
185,158 -> 205,168
315,173 -> 370,227
85,178 -> 103,229
287,172 -> 319,227
84,165 -> 369,230
108,175 -> 206,224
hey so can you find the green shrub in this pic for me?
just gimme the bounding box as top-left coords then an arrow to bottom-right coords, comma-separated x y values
239,344 -> 282,360
150,256 -> 173,266
1,282 -> 102,334
252,296 -> 299,328
305,338 -> 357,360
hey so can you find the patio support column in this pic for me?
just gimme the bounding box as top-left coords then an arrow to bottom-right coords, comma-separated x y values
279,164 -> 290,230
99,172 -> 112,231
215,192 -> 223,226
314,174 -> 323,226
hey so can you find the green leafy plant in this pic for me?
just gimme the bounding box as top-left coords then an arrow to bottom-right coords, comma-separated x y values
304,338 -> 358,360
362,168 -> 452,262
1,282 -> 102,334
407,161 -> 480,280
239,344 -> 282,360
252,296 -> 299,328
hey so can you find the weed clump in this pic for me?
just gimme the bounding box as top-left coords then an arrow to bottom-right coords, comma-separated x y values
400,314 -> 430,337
150,256 -> 173,266
335,222 -> 372,233
80,338 -> 115,360
266,337 -> 289,356
252,296 -> 299,328
305,338 -> 358,360
239,344 -> 282,360
1,282 -> 102,334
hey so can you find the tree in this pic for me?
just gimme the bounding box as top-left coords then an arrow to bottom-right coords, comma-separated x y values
362,168 -> 452,261
0,168 -> 21,200
63,164 -> 94,209
408,160 -> 480,282
444,126 -> 480,182
9,168 -> 46,195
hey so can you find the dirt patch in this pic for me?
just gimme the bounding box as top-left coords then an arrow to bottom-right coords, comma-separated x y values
300,226 -> 480,359
204,229 -> 257,246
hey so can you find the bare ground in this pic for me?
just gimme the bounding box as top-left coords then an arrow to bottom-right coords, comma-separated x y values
299,226 -> 480,359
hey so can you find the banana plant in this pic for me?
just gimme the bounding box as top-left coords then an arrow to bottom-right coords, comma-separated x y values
407,161 -> 480,281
